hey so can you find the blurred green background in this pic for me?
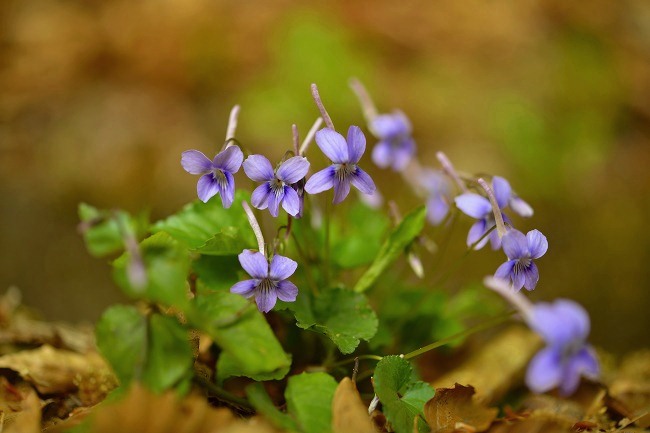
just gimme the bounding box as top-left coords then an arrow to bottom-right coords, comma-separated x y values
1,0 -> 649,354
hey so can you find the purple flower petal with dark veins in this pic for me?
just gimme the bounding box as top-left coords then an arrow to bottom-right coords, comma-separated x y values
181,146 -> 243,207
493,229 -> 547,291
230,250 -> 299,313
305,126 -> 376,204
243,155 -> 309,217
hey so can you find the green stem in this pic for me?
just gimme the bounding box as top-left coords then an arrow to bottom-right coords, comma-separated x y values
194,376 -> 253,412
402,310 -> 515,360
324,194 -> 331,287
328,354 -> 383,369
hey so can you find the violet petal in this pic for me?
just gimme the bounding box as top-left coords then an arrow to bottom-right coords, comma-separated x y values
492,176 -> 512,209
527,229 -> 548,259
251,183 -> 271,210
243,155 -> 274,182
349,167 -> 376,195
181,150 -> 213,175
197,173 -> 220,203
213,145 -> 244,173
230,279 -> 257,298
277,156 -> 310,184
305,167 -> 335,194
502,229 -> 528,259
281,186 -> 301,216
346,125 -> 366,164
238,250 -> 268,279
269,254 -> 298,281
455,193 -> 491,219
276,280 -> 298,302
526,347 -> 562,394
315,128 -> 348,163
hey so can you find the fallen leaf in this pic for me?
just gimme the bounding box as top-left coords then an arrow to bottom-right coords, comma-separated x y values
332,377 -> 377,433
0,378 -> 42,433
87,384 -> 283,433
424,384 -> 498,433
0,345 -> 115,395
432,326 -> 542,404
608,350 -> 650,428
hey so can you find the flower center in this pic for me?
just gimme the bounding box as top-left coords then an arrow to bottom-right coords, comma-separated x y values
212,169 -> 228,189
514,256 -> 532,274
257,278 -> 278,294
334,163 -> 357,182
269,177 -> 285,196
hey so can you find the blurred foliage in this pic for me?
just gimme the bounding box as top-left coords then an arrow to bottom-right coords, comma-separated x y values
1,0 -> 650,353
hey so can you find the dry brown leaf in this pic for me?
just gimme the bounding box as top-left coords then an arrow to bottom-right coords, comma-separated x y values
332,377 -> 377,433
608,350 -> 650,428
0,378 -> 42,433
85,384 -> 283,433
486,416 -> 570,433
424,384 -> 498,433
432,326 -> 542,404
0,345 -> 115,395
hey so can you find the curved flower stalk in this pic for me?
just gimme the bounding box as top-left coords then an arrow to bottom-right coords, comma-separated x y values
495,229 -> 548,291
484,276 -> 599,396
455,176 -> 512,249
305,126 -> 376,204
230,250 -> 299,313
181,146 -> 244,207
243,155 -> 310,217
370,111 -> 416,171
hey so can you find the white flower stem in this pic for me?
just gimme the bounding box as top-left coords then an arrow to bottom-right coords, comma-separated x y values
349,78 -> 378,123
310,84 -> 335,130
292,124 -> 300,155
242,201 -> 265,256
224,105 -> 240,147
483,276 -> 534,323
436,151 -> 467,193
477,178 -> 507,238
299,117 -> 323,156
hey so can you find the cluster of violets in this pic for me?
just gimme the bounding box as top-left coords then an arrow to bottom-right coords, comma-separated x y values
180,81 -> 598,396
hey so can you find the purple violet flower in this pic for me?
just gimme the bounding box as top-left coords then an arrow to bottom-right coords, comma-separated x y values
418,169 -> 452,225
181,146 -> 244,207
243,155 -> 310,217
304,126 -> 376,204
230,250 -> 299,313
494,229 -> 548,291
510,193 -> 534,218
527,299 -> 600,395
455,176 -> 512,250
483,277 -> 600,396
370,111 -> 416,171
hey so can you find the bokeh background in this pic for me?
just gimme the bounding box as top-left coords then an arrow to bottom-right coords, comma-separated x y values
1,0 -> 649,354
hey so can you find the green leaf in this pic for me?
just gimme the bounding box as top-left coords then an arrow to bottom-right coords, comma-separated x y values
189,289 -> 291,382
96,306 -> 194,394
112,232 -> 191,308
78,204 -> 148,258
141,314 -> 193,393
191,254 -> 241,295
373,356 -> 435,433
246,383 -> 299,432
152,190 -> 256,255
354,206 -> 427,293
95,305 -> 147,386
285,372 -> 338,433
332,202 -> 390,269
291,288 -> 377,354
